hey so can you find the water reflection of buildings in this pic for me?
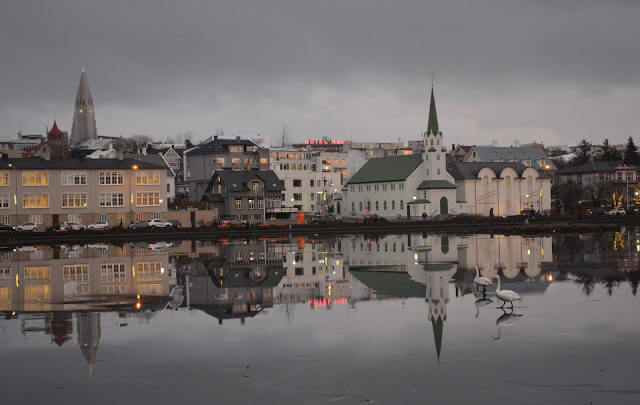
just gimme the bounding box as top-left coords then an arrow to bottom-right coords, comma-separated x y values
342,233 -> 553,361
0,243 -> 177,372
179,240 -> 286,324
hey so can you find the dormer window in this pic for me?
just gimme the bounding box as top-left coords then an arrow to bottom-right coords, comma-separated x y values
252,182 -> 259,193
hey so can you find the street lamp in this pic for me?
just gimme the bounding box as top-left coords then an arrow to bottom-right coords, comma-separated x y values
8,163 -> 17,225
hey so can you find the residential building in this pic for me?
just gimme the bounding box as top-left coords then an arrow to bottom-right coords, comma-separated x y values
70,69 -> 98,145
201,170 -> 285,222
0,157 -> 169,227
270,146 -> 347,212
555,161 -> 637,203
343,87 -> 552,218
183,135 -> 270,201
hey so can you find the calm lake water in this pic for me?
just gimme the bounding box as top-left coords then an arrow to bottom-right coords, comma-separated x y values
1,232 -> 639,404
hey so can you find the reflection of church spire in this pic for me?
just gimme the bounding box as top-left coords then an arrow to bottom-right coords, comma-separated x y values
431,317 -> 443,363
77,312 -> 101,374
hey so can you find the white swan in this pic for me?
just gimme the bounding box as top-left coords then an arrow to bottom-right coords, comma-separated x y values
493,274 -> 522,309
474,266 -> 493,293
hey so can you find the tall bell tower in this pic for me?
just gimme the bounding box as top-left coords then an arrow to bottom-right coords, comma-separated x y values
422,87 -> 447,179
70,69 -> 98,145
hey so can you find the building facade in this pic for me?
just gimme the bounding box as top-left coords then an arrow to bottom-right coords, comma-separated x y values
270,146 -> 347,212
0,157 -> 169,227
343,88 -> 552,218
201,170 -> 284,222
183,135 -> 270,201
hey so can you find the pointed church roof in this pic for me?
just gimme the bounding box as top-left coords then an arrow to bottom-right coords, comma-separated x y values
75,69 -> 94,105
427,88 -> 439,135
431,317 -> 443,361
47,120 -> 64,138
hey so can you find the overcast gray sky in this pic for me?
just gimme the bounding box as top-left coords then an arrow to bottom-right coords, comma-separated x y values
1,0 -> 639,146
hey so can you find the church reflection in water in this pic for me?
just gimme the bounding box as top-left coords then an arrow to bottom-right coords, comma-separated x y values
2,232 -> 639,370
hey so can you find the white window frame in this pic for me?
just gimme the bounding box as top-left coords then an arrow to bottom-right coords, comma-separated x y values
61,171 -> 87,185
99,192 -> 125,207
29,215 -> 43,224
61,193 -> 87,208
99,171 -> 125,185
23,194 -> 49,209
0,195 -> 9,209
135,192 -> 160,207
21,171 -> 49,186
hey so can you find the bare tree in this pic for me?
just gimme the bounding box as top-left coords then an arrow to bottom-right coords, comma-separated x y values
277,125 -> 291,148
132,134 -> 152,149
214,128 -> 225,138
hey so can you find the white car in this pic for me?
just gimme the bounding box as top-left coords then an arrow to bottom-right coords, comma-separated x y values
606,208 -> 626,216
87,221 -> 109,231
17,222 -> 38,232
148,219 -> 170,228
67,222 -> 86,231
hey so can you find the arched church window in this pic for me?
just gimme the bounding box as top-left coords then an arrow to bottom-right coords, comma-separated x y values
437,169 -> 441,175
359,202 -> 362,211
375,201 -> 379,211
430,138 -> 434,146
383,200 -> 387,210
392,200 -> 395,210
436,137 -> 440,145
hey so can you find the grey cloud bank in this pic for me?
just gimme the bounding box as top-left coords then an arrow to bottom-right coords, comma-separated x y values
1,0 -> 639,145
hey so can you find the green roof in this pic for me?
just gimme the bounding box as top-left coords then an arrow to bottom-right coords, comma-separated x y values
417,180 -> 457,190
408,198 -> 431,204
427,88 -> 439,135
349,270 -> 425,298
347,155 -> 422,184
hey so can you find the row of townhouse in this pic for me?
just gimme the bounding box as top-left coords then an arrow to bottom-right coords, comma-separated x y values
0,157 -> 169,227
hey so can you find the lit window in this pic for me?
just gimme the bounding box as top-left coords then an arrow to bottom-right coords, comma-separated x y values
135,192 -> 160,207
136,171 -> 160,185
22,194 -> 49,208
0,172 -> 8,186
22,171 -> 49,186
99,193 -> 124,207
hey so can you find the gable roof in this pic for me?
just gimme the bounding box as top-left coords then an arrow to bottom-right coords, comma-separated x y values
347,154 -> 422,184
465,144 -> 556,169
446,157 -> 529,180
186,137 -> 257,156
207,170 -> 284,193
0,157 -> 167,170
557,160 -> 623,174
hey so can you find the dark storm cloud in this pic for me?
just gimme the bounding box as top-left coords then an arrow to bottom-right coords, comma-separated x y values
1,0 -> 639,145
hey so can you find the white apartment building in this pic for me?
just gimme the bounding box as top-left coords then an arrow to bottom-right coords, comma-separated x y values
270,147 -> 347,212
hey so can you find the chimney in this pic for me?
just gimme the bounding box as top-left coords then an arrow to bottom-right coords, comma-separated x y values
214,135 -> 218,140
236,136 -> 241,140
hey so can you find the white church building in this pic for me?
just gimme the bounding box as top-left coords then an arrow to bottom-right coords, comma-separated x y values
343,88 -> 551,218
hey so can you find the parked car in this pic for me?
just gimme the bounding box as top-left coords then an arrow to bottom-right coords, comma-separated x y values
67,222 -> 86,231
17,222 -> 38,232
363,214 -> 387,224
148,219 -> 171,228
217,218 -> 248,228
0,224 -> 16,232
606,208 -> 626,216
520,209 -> 537,219
166,219 -> 182,228
128,220 -> 150,230
585,207 -> 605,216
87,221 -> 109,231
47,222 -> 68,232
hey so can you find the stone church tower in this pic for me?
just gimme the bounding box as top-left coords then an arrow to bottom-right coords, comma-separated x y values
70,69 -> 98,145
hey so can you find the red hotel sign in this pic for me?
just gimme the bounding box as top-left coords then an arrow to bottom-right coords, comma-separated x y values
304,138 -> 347,145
